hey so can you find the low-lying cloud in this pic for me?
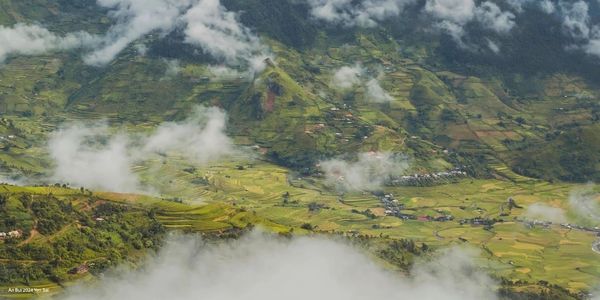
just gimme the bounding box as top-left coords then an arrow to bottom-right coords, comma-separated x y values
60,232 -> 497,300
555,0 -> 600,59
320,152 -> 408,191
0,23 -> 99,63
162,58 -> 182,78
366,78 -> 393,102
425,0 -> 515,48
332,64 -> 363,89
331,65 -> 394,102
183,0 -> 270,71
83,0 -> 190,66
49,123 -> 141,193
47,106 -> 234,193
142,106 -> 234,164
2,0 -> 269,71
307,0 -> 416,27
569,185 -> 600,222
524,203 -> 567,223
425,0 -> 475,25
89,0 -> 270,70
0,169 -> 29,186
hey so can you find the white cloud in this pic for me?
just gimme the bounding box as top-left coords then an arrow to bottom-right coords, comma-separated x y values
486,38 -> 500,53
320,152 -> 408,191
332,64 -> 364,89
559,0 -> 590,40
505,0 -> 526,13
425,0 -> 475,25
506,0 -> 552,14
142,106 -> 234,164
475,1 -> 516,34
208,65 -> 248,80
569,185 -> 600,222
307,0 -> 415,27
425,0 -> 515,48
0,23 -> 99,63
81,0 -> 270,70
183,0 -> 270,71
134,43 -> 148,56
83,0 -> 191,66
48,106 -> 234,193
162,58 -> 181,78
539,0 -> 556,14
48,123 -> 141,193
437,20 -> 468,45
555,1 -> 600,59
332,65 -> 393,102
366,78 -> 393,102
524,203 -> 567,223
0,171 -> 28,186
60,232 -> 497,300
0,1 -> 222,67
584,36 -> 600,57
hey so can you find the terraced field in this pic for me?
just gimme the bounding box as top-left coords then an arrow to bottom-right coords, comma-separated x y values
131,158 -> 600,293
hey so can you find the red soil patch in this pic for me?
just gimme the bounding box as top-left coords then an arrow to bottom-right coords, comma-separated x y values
264,90 -> 276,113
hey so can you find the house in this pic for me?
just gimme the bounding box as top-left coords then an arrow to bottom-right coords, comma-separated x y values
69,264 -> 89,275
7,230 -> 21,238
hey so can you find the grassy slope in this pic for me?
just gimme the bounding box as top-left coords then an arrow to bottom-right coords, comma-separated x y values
136,157 -> 600,294
1,163 -> 598,298
0,185 -> 167,298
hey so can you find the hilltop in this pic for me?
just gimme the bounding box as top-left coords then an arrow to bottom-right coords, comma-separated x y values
0,0 -> 599,182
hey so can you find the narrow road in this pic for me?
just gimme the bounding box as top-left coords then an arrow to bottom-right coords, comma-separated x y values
18,229 -> 39,246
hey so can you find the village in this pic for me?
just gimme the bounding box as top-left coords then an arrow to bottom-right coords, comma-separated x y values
514,216 -> 600,236
389,168 -> 468,186
376,192 -> 455,222
517,217 -> 600,256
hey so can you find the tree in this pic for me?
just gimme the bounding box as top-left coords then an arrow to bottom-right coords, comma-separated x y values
300,223 -> 313,230
0,194 -> 7,210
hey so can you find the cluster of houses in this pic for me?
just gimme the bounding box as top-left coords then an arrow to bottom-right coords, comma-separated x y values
459,217 -> 497,230
520,219 -> 553,229
389,168 -> 468,186
0,135 -> 15,140
378,193 -> 455,222
0,230 -> 22,240
378,193 -> 406,217
560,223 -> 600,235
521,217 -> 600,235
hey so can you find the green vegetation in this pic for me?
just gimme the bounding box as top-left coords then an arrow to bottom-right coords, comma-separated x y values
0,185 -> 165,298
134,159 -> 600,296
0,1 -> 599,299
1,162 -> 599,298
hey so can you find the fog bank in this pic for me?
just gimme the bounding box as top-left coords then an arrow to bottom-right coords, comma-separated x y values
47,106 -> 234,193
61,232 -> 497,300
320,152 -> 408,191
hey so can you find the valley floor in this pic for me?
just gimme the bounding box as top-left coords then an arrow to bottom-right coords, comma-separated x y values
1,159 -> 599,299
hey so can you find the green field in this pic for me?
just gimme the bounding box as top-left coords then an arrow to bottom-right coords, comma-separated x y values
2,160 -> 599,298
110,159 -> 600,294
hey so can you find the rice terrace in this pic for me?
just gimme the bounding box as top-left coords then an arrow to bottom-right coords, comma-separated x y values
1,0 -> 600,299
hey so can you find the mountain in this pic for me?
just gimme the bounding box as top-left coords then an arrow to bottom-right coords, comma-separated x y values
1,0 -> 599,182
1,0 -> 600,299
